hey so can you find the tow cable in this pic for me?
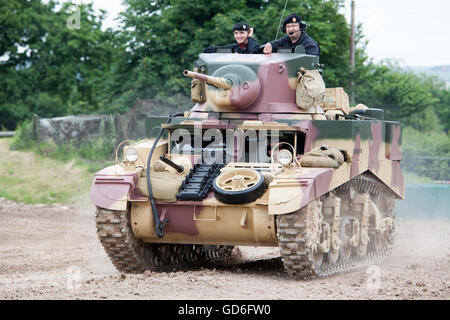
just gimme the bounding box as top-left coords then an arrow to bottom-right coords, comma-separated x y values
146,113 -> 184,238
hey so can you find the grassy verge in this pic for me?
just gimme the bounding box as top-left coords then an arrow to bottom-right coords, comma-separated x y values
11,119 -> 115,173
0,138 -> 98,204
1,120 -> 116,204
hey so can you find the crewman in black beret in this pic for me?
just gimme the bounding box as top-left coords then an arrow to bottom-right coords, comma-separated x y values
230,22 -> 260,54
263,14 -> 320,56
203,22 -> 260,54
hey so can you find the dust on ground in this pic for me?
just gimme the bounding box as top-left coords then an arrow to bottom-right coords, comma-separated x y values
0,197 -> 449,300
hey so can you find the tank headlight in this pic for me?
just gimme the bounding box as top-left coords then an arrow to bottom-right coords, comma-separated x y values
278,150 -> 293,166
125,147 -> 139,163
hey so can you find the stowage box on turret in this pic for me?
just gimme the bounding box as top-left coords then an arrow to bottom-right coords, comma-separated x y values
90,46 -> 404,278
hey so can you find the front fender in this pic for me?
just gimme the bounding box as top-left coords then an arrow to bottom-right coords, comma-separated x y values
268,168 -> 334,215
268,179 -> 314,215
90,173 -> 141,211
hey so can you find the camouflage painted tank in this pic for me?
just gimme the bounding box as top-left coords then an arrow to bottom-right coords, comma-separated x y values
90,46 -> 404,278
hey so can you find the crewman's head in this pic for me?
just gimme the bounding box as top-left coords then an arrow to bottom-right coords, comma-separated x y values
232,22 -> 251,45
282,14 -> 303,40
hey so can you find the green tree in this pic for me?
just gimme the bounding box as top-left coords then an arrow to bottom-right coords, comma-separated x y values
105,0 -> 354,112
354,62 -> 440,128
0,0 -> 55,129
422,75 -> 450,133
0,0 -> 115,130
402,127 -> 449,180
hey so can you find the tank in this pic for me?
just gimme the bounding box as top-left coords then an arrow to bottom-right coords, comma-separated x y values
90,46 -> 404,278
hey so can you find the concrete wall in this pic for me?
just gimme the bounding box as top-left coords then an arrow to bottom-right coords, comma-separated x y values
31,98 -> 186,146
32,113 -> 151,147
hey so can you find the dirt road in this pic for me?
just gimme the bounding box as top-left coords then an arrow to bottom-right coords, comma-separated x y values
0,197 -> 449,300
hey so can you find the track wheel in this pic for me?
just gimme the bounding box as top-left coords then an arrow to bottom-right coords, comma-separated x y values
340,217 -> 353,261
327,246 -> 340,264
354,241 -> 368,257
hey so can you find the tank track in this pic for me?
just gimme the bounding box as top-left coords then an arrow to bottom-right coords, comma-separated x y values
336,172 -> 396,198
277,172 -> 395,279
96,207 -> 237,273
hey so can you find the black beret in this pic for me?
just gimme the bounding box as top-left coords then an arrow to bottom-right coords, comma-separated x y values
282,14 -> 302,28
232,22 -> 250,32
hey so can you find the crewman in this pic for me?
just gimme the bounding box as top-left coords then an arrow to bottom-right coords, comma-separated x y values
203,22 -> 260,54
263,14 -> 320,56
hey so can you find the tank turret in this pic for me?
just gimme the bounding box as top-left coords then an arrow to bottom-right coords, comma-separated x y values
185,50 -> 323,115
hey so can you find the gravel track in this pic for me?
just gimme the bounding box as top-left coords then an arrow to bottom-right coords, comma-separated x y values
0,197 -> 449,300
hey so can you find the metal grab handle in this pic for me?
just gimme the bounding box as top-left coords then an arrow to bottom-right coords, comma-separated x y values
193,205 -> 218,222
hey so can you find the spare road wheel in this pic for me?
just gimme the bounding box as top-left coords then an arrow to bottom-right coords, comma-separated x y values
213,168 -> 266,205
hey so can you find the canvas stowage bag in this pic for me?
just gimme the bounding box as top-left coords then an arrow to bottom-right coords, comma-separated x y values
137,171 -> 185,202
300,146 -> 350,169
191,78 -> 206,103
296,70 -> 326,110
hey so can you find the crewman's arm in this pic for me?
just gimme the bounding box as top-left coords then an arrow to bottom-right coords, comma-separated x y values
269,37 -> 286,52
263,37 -> 286,54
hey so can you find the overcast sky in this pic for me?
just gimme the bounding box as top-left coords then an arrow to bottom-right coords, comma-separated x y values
73,0 -> 450,67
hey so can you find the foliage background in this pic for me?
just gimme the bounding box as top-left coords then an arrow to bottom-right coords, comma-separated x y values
1,0 -> 448,180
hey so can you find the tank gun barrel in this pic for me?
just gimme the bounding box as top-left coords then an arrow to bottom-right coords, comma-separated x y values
183,70 -> 232,90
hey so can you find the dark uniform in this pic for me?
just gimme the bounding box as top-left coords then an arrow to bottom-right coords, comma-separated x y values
270,32 -> 320,56
270,14 -> 320,56
231,36 -> 259,54
203,22 -> 259,54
